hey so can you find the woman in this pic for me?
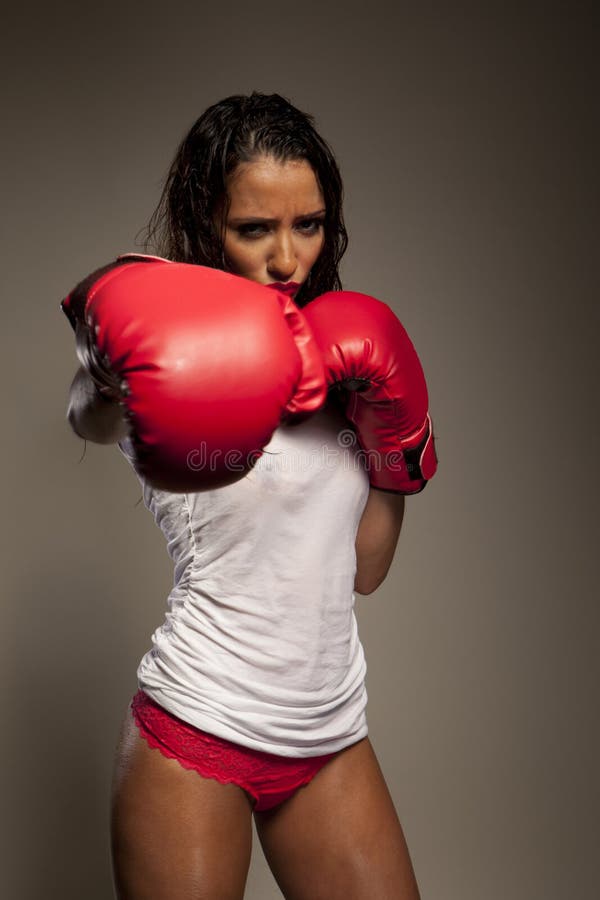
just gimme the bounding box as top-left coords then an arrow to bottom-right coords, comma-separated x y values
69,92 -> 422,899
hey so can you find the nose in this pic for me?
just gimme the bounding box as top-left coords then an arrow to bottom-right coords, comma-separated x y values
267,232 -> 298,281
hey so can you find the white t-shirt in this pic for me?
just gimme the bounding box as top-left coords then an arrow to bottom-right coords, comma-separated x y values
118,401 -> 371,757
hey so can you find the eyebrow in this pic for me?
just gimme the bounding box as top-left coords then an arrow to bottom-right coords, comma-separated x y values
228,208 -> 326,225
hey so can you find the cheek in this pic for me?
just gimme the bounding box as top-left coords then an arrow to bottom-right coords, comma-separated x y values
308,233 -> 326,265
224,238 -> 258,275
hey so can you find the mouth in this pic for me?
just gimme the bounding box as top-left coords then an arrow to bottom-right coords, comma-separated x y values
266,282 -> 301,297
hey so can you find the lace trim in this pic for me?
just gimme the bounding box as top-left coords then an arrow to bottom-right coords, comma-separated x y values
131,703 -> 260,803
130,691 -> 337,803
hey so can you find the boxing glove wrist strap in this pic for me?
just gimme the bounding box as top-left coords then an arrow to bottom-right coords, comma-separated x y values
344,389 -> 437,494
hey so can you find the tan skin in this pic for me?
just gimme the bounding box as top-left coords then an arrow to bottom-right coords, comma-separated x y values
72,154 -> 419,897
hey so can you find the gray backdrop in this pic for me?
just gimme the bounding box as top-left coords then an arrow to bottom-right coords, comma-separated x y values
2,3 -> 597,898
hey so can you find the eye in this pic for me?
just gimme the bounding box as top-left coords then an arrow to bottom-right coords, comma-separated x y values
237,224 -> 267,238
235,218 -> 325,239
297,218 -> 324,234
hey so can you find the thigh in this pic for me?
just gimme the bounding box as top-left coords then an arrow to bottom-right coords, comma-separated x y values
110,700 -> 254,900
253,737 -> 421,900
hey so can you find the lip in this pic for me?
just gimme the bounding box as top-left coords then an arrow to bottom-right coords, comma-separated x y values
265,281 -> 301,297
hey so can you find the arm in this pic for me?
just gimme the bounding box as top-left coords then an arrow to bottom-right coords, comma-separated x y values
66,366 -> 130,444
354,488 -> 405,595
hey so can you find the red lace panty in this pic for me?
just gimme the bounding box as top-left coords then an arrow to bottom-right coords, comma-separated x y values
130,689 -> 339,812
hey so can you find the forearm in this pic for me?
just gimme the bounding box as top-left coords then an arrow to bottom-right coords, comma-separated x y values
66,366 -> 129,444
354,488 -> 405,594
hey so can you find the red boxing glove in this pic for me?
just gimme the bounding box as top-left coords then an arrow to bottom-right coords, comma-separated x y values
303,290 -> 438,494
61,254 -> 326,492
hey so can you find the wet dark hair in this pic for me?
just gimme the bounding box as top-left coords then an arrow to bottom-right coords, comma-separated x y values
135,92 -> 348,307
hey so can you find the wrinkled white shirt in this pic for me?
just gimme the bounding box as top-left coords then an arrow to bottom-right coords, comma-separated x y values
118,402 -> 370,756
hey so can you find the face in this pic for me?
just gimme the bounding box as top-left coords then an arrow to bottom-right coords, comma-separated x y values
216,155 -> 326,298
